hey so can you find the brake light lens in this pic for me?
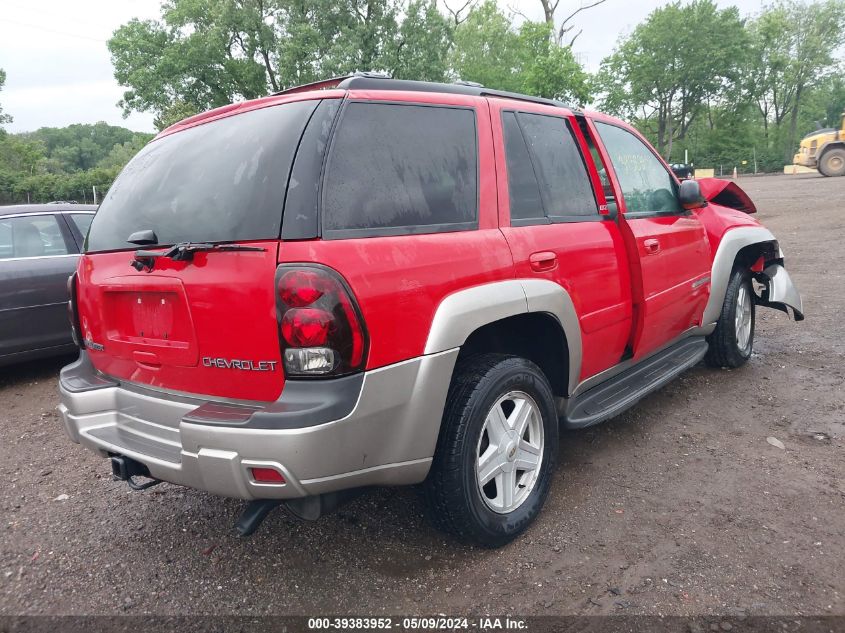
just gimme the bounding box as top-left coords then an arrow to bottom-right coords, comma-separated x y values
66,273 -> 84,349
276,265 -> 368,377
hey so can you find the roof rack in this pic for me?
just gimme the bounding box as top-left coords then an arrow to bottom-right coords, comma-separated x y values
273,71 -> 391,96
273,72 -> 578,112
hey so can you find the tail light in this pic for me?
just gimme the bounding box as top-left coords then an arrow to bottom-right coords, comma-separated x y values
66,273 -> 85,349
275,264 -> 368,377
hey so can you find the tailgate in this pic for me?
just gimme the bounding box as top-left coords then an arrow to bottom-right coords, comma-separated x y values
77,244 -> 283,401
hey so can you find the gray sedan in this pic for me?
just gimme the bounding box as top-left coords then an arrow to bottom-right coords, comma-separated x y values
0,203 -> 96,366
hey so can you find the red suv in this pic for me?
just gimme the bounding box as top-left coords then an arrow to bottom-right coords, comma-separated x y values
59,75 -> 803,547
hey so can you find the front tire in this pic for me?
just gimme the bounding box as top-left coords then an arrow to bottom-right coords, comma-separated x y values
705,268 -> 755,368
819,148 -> 845,177
424,354 -> 558,548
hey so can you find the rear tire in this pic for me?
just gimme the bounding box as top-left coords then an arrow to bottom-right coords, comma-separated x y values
424,354 -> 558,548
705,268 -> 755,368
819,147 -> 845,177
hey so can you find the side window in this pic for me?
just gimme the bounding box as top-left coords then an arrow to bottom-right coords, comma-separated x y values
502,112 -> 545,224
0,215 -> 71,260
322,102 -> 478,237
514,112 -> 599,220
70,213 -> 94,238
594,122 -> 681,215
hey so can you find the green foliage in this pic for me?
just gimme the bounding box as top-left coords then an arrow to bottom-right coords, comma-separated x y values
745,1 -> 845,163
108,0 -> 408,125
595,0 -> 845,169
0,69 -> 11,127
595,0 -> 748,159
0,123 -> 153,205
392,0 -> 452,82
451,2 -> 590,103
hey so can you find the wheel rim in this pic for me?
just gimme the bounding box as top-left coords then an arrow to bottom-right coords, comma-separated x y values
735,283 -> 753,352
476,390 -> 544,514
828,155 -> 844,172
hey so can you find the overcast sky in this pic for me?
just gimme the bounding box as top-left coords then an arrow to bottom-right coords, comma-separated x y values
0,0 -> 768,133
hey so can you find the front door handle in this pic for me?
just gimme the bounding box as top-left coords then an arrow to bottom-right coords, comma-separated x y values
529,251 -> 557,272
643,238 -> 661,255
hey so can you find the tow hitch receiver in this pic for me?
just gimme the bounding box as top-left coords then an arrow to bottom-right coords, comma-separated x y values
110,455 -> 162,491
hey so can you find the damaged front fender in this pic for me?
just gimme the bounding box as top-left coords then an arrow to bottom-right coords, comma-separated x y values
757,264 -> 804,321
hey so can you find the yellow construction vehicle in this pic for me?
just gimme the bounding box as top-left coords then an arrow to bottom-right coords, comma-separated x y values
793,112 -> 845,176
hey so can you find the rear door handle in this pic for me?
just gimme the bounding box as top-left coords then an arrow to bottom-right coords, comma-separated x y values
529,251 -> 557,272
643,238 -> 661,255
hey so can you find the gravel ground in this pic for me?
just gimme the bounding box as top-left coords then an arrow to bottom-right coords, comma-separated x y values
0,174 -> 843,617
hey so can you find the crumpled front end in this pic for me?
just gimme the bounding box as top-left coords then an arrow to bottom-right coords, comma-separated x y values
757,263 -> 804,321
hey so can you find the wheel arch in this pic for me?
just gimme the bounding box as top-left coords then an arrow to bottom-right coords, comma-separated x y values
701,226 -> 780,326
424,279 -> 582,396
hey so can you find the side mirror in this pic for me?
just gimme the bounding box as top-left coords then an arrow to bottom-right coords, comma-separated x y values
678,179 -> 707,210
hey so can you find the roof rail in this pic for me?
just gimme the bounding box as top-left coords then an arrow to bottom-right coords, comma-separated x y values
272,74 -> 579,112
273,71 -> 391,96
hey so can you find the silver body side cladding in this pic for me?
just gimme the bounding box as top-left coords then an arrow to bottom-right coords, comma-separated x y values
424,278 -> 583,395
701,226 -> 778,325
59,349 -> 458,500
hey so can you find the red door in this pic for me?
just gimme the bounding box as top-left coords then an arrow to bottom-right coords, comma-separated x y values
489,100 -> 633,383
588,117 -> 711,359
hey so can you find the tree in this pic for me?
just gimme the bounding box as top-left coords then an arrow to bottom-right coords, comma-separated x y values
595,0 -> 747,159
109,0 -> 406,123
392,0 -> 452,82
0,69 -> 12,128
537,0 -> 607,47
451,2 -> 590,103
745,1 -> 845,163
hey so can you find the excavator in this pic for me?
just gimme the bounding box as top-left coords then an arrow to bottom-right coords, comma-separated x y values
793,112 -> 845,176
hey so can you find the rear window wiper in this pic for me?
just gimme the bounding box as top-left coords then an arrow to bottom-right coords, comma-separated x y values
131,242 -> 266,271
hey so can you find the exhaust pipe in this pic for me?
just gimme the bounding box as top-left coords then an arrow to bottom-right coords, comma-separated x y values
234,489 -> 366,537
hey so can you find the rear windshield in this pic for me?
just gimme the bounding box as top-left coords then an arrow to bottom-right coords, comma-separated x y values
86,100 -> 318,252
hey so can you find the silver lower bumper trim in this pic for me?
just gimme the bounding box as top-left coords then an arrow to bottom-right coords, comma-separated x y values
59,349 -> 458,500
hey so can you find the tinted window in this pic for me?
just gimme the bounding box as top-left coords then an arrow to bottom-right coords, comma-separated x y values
516,113 -> 598,218
282,99 -> 340,240
502,112 -> 545,223
322,102 -> 478,236
0,214 -> 70,259
86,100 -> 318,251
69,213 -> 94,238
594,122 -> 681,215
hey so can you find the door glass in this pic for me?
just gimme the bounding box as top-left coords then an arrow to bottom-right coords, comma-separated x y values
594,122 -> 681,215
0,215 -> 70,259
502,112 -> 545,223
515,112 -> 598,219
69,213 -> 94,239
322,102 -> 478,236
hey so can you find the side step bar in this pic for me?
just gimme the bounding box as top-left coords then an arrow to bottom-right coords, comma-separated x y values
561,337 -> 709,429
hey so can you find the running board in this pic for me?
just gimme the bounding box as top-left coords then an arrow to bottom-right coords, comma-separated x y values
561,337 -> 709,429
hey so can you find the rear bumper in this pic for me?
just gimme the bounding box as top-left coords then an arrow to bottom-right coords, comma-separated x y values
59,349 -> 458,499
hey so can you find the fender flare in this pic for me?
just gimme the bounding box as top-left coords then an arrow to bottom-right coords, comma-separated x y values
424,279 -> 583,395
702,226 -> 778,326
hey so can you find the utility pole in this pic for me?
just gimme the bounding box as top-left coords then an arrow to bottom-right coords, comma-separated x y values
93,185 -> 98,205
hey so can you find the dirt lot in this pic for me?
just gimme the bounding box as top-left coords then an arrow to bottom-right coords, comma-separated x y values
1,174 -> 843,618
